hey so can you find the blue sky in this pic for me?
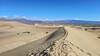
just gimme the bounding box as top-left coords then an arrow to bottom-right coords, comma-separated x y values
0,0 -> 100,21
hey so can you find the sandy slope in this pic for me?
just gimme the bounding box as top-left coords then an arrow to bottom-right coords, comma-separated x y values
0,21 -> 100,56
41,26 -> 100,56
64,26 -> 100,56
0,21 -> 67,56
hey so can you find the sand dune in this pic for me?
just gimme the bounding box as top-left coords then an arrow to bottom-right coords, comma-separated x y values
0,21 -> 67,56
64,27 -> 100,56
46,26 -> 100,56
0,21 -> 100,56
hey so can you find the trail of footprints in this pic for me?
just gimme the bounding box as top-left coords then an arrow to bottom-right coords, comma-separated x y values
27,37 -> 100,56
66,41 -> 92,56
28,39 -> 93,56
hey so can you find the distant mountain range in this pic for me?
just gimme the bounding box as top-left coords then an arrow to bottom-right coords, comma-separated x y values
50,20 -> 100,24
0,17 -> 100,24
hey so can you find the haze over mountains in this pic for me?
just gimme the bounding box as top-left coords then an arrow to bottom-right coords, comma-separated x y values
0,17 -> 100,24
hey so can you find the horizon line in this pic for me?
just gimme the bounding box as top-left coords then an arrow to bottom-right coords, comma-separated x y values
0,16 -> 100,21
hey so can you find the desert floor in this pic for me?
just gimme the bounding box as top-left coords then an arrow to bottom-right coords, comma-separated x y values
44,26 -> 100,56
64,26 -> 100,56
0,21 -> 100,56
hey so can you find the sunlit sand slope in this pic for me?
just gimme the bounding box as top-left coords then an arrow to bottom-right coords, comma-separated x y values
63,26 -> 100,56
41,26 -> 100,56
0,21 -> 66,56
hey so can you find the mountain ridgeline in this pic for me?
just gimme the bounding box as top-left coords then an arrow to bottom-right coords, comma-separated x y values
0,17 -> 100,25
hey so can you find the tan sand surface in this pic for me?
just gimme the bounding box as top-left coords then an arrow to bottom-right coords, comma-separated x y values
0,21 -> 100,56
46,26 -> 100,56
65,26 -> 100,56
0,21 -> 66,56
